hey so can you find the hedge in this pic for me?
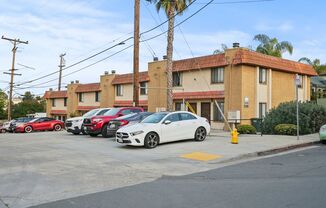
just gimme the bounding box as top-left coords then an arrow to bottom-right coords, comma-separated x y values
262,101 -> 326,135
274,124 -> 297,136
237,124 -> 257,134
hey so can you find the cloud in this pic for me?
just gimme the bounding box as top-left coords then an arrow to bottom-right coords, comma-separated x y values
255,21 -> 294,32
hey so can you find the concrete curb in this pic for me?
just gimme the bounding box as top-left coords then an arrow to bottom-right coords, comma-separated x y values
210,140 -> 321,164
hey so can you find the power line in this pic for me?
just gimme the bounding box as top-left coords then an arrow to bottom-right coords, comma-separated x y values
15,45 -> 133,89
195,0 -> 274,4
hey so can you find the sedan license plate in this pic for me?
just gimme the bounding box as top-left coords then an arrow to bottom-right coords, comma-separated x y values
117,138 -> 123,143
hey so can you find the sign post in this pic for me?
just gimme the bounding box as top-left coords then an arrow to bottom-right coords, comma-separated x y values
295,74 -> 300,140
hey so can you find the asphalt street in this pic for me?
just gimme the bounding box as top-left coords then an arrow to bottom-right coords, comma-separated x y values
30,145 -> 326,208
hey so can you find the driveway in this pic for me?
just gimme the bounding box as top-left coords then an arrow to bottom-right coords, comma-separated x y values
0,131 -> 319,208
0,131 -> 218,208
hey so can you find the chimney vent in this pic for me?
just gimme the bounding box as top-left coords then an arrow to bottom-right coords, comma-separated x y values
111,70 -> 116,74
233,42 -> 240,48
163,55 -> 167,60
75,80 -> 79,84
70,81 -> 74,84
153,57 -> 158,61
104,71 -> 109,75
49,88 -> 53,91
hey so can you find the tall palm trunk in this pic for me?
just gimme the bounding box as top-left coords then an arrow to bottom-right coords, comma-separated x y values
166,1 -> 175,111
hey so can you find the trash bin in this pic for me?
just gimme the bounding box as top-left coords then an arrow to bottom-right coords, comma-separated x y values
251,118 -> 262,132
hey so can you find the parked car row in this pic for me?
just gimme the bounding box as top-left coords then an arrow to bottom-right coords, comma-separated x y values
0,117 -> 65,133
65,107 -> 211,149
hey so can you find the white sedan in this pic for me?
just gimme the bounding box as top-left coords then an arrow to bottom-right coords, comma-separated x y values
116,111 -> 210,148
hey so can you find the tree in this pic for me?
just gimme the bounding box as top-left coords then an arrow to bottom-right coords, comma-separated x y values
145,0 -> 192,111
298,57 -> 326,74
0,90 -> 8,119
213,44 -> 228,54
253,34 -> 293,58
12,91 -> 45,118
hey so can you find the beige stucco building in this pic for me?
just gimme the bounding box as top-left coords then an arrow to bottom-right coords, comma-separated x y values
44,47 -> 316,129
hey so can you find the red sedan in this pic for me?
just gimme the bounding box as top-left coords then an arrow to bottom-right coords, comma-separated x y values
15,117 -> 64,133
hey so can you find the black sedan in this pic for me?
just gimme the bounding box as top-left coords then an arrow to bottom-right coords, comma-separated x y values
107,112 -> 153,137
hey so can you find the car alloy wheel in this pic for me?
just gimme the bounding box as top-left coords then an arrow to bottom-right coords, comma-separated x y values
54,124 -> 62,131
144,132 -> 159,149
195,127 -> 207,141
24,126 -> 33,133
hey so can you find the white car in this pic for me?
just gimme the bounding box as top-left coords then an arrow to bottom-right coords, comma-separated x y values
65,108 -> 111,135
116,111 -> 210,148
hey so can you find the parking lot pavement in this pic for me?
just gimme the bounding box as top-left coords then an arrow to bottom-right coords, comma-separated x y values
0,131 -> 319,208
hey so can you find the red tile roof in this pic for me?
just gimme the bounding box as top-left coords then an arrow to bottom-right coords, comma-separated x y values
114,100 -> 148,107
112,71 -> 149,85
173,91 -> 224,100
77,106 -> 100,111
173,54 -> 228,72
75,83 -> 101,93
50,110 -> 67,115
43,91 -> 68,99
232,49 -> 317,76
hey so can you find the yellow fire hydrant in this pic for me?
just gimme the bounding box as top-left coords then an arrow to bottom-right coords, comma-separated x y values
231,129 -> 239,144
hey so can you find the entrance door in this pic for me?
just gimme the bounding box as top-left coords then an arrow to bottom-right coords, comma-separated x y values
201,102 -> 211,122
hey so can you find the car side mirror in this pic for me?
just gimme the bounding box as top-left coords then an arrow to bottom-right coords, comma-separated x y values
164,120 -> 171,125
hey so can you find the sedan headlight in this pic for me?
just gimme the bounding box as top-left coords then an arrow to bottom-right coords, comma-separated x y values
130,130 -> 144,136
73,119 -> 82,122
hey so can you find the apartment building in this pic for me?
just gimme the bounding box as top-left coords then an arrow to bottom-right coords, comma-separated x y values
44,47 -> 316,129
44,90 -> 68,121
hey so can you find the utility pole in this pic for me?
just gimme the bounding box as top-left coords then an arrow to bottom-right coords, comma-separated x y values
58,53 -> 66,91
133,0 -> 140,107
1,36 -> 28,120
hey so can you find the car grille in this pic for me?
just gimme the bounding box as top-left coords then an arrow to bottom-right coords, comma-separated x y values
65,121 -> 72,127
116,132 -> 129,139
83,118 -> 91,124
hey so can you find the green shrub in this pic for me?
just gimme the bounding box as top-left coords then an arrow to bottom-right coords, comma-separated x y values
262,101 -> 326,135
274,124 -> 297,136
237,125 -> 257,134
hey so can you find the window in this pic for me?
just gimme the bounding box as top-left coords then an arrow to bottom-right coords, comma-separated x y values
140,82 -> 148,95
259,68 -> 267,84
164,113 -> 180,122
52,99 -> 56,107
116,85 -> 123,96
297,75 -> 303,88
131,109 -> 142,113
64,98 -> 67,107
95,92 -> 100,102
79,93 -> 84,102
121,109 -> 132,115
211,67 -> 224,83
175,102 -> 183,111
180,113 -> 197,120
173,72 -> 182,87
213,101 -> 224,121
98,109 -> 109,115
259,103 -> 267,118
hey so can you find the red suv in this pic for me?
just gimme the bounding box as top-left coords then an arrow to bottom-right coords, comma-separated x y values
83,107 -> 144,137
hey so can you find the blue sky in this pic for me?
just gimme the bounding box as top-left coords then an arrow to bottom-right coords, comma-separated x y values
0,0 -> 325,95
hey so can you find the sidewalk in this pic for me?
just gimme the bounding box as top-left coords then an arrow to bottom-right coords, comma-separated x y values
203,130 -> 320,163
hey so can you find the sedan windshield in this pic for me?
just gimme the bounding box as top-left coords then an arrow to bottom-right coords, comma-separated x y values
83,109 -> 99,117
104,108 -> 120,116
29,118 -> 39,123
141,113 -> 168,123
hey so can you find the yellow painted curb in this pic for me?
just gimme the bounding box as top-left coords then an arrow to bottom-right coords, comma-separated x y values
180,152 -> 223,161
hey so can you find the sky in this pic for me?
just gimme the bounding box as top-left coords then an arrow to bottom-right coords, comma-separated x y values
0,0 -> 325,96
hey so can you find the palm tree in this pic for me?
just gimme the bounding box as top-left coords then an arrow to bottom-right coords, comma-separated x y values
299,57 -> 326,74
146,0 -> 192,111
253,34 -> 293,58
213,44 -> 228,54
